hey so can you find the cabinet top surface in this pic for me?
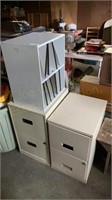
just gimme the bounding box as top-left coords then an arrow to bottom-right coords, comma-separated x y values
1,32 -> 64,46
48,93 -> 107,137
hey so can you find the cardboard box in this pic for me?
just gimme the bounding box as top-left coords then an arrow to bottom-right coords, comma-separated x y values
80,75 -> 112,112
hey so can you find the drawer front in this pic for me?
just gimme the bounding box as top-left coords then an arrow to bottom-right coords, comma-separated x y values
18,134 -> 49,163
51,148 -> 87,182
49,124 -> 91,161
9,105 -> 46,141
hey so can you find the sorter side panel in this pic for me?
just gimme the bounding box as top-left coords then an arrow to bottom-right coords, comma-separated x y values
1,43 -> 44,110
51,148 -> 87,183
39,45 -> 47,79
59,67 -> 65,91
53,37 -> 65,66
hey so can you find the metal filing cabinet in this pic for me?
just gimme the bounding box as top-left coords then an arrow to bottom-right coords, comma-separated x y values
8,102 -> 49,165
48,93 -> 107,183
8,91 -> 67,165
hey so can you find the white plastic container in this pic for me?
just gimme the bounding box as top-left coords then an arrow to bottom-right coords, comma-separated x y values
0,107 -> 16,152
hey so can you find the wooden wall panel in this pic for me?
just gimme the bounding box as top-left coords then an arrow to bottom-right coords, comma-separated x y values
77,1 -> 92,30
77,1 -> 111,30
51,1 -> 77,25
90,1 -> 111,27
2,1 -> 111,31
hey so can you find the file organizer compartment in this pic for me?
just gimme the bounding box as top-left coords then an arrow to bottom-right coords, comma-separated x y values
39,36 -> 65,80
42,67 -> 65,110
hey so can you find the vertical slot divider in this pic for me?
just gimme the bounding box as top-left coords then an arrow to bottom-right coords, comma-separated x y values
45,81 -> 52,102
43,83 -> 48,106
52,42 -> 58,69
54,74 -> 58,94
58,69 -> 61,91
49,78 -> 55,98
45,45 -> 47,77
47,44 -> 50,75
40,60 -> 44,81
45,44 -> 49,77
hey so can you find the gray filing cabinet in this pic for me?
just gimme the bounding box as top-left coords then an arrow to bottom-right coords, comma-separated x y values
48,93 -> 107,183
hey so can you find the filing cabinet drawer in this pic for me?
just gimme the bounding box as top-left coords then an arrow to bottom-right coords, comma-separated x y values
18,132 -> 49,162
18,133 -> 49,164
49,124 -> 91,161
51,148 -> 87,182
9,105 -> 46,141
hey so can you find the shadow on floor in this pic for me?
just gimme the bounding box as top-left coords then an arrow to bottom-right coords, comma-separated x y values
93,141 -> 111,173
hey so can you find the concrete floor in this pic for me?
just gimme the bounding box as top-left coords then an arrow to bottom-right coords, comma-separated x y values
1,144 -> 111,199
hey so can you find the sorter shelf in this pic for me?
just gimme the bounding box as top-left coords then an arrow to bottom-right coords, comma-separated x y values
42,67 -> 65,110
41,65 -> 64,84
1,32 -> 67,112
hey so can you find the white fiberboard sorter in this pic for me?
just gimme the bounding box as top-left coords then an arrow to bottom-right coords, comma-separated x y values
1,32 -> 68,112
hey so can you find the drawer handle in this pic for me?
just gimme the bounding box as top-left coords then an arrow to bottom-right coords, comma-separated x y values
62,143 -> 73,151
27,141 -> 36,147
62,164 -> 72,171
22,118 -> 33,125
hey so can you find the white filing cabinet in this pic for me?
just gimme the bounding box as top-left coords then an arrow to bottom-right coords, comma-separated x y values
8,102 -> 50,165
8,90 -> 68,165
48,93 -> 107,183
1,32 -> 67,112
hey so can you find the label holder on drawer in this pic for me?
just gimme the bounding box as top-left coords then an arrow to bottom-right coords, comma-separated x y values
27,141 -> 36,147
22,118 -> 33,125
62,164 -> 73,171
62,143 -> 73,151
